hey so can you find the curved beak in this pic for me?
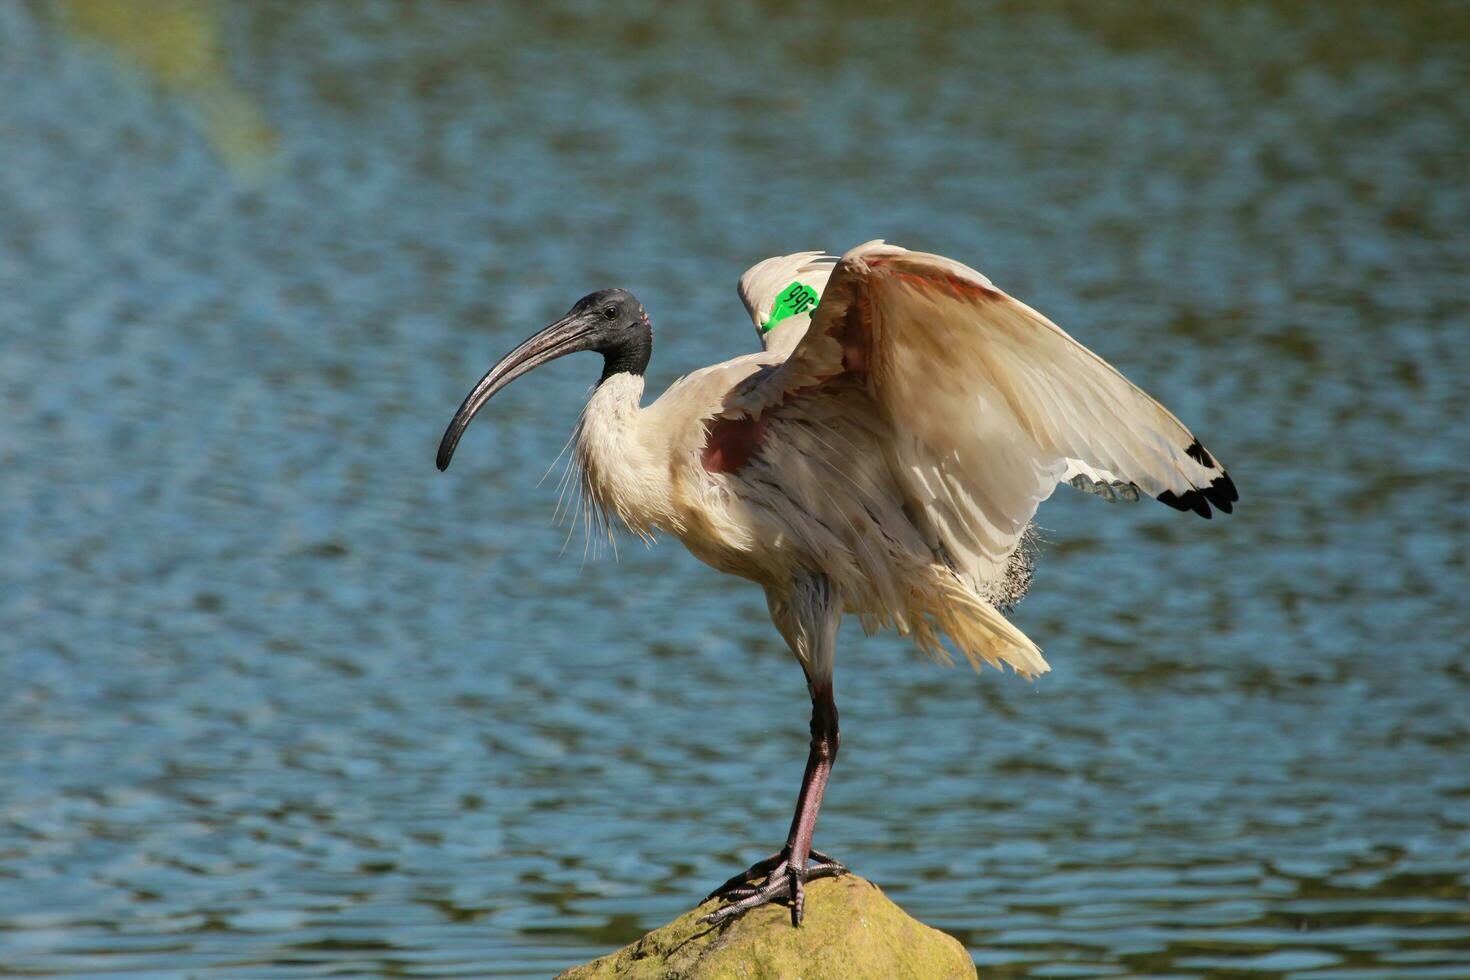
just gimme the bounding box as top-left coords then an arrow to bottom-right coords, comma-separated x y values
436,314 -> 594,471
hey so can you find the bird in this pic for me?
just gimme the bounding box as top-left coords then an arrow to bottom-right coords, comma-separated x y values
435,240 -> 1236,927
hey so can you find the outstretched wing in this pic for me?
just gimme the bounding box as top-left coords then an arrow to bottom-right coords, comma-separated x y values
721,240 -> 1236,590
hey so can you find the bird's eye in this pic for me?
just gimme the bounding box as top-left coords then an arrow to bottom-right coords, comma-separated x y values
602,306 -> 619,320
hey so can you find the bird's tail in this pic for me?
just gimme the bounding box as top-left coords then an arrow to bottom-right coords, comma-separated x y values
910,573 -> 1050,679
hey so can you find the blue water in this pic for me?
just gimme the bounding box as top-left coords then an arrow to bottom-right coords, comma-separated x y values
2,3 -> 1467,977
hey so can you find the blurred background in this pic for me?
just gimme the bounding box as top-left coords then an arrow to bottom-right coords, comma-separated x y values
2,2 -> 1467,977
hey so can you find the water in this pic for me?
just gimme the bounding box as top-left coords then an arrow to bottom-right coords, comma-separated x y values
2,2 -> 1466,976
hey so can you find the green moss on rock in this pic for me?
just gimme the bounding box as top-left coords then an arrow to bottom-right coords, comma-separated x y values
556,874 -> 977,980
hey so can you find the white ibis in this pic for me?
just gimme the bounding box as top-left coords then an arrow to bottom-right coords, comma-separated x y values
436,241 -> 1236,926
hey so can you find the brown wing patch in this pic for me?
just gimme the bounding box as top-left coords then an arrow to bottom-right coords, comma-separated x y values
700,415 -> 768,474
866,256 -> 1001,302
927,270 -> 1001,302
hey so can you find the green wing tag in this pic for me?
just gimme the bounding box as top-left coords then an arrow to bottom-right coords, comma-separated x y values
761,281 -> 820,334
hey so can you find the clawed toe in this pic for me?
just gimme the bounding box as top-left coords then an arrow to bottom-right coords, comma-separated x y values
703,851 -> 786,903
700,848 -> 848,927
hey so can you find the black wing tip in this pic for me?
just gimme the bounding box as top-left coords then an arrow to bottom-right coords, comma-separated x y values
1184,439 -> 1215,468
1157,470 -> 1238,520
1157,488 -> 1213,519
1218,470 -> 1239,503
1203,473 -> 1236,513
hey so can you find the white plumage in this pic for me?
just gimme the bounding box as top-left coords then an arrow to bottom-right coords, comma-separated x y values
575,241 -> 1233,676
438,239 -> 1236,925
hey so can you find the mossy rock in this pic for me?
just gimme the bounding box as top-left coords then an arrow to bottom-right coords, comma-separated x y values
556,874 -> 977,979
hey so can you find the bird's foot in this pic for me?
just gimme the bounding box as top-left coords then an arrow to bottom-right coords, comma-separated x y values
700,848 -> 847,927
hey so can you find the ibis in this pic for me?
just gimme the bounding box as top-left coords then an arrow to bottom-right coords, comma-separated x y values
436,241 -> 1236,926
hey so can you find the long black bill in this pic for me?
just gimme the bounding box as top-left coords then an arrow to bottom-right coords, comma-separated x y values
436,315 -> 593,471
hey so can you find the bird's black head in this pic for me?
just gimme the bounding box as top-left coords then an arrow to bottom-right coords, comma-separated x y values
568,288 -> 653,383
436,288 -> 653,471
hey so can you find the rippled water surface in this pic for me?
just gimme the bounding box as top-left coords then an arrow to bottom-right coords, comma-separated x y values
2,3 -> 1467,977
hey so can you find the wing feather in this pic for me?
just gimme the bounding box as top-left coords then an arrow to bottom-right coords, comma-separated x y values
722,240 -> 1236,589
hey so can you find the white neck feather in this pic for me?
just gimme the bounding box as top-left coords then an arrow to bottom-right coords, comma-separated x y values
574,372 -> 674,540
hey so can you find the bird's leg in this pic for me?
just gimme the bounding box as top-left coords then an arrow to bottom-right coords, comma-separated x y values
702,683 -> 844,926
787,681 -> 842,917
703,573 -> 847,927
